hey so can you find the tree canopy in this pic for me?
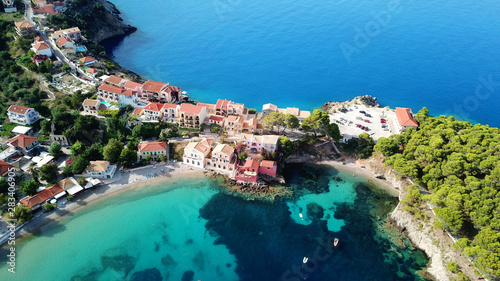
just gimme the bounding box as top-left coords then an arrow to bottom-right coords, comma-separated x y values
301,109 -> 330,136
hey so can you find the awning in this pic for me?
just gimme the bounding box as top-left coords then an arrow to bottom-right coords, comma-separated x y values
66,185 -> 84,195
54,191 -> 66,199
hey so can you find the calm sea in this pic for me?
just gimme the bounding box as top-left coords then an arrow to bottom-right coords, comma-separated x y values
0,166 -> 429,280
102,0 -> 500,127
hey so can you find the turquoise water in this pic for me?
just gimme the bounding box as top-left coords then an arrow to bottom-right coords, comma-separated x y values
0,166 -> 429,280
103,0 -> 500,127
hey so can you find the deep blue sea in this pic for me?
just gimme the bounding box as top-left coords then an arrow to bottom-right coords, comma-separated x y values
102,0 -> 500,127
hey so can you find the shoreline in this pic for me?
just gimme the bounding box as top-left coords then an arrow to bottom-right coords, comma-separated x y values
11,163 -> 204,241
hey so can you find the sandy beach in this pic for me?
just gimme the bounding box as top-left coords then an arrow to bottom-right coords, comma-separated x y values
3,162 -> 205,242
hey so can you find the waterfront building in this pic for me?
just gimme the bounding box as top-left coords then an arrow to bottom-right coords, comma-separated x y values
239,134 -> 280,153
179,103 -> 207,129
85,161 -> 117,179
138,141 -> 168,161
161,103 -> 180,123
97,84 -> 139,107
206,143 -> 236,174
395,107 -> 419,132
258,160 -> 277,177
183,138 -> 212,168
141,102 -> 163,122
51,27 -> 84,42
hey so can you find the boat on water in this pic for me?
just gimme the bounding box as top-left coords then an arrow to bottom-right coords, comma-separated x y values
303,257 -> 308,263
334,238 -> 339,247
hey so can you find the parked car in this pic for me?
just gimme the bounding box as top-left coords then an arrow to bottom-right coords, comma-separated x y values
356,117 -> 363,120
359,110 -> 366,114
364,113 -> 372,117
364,127 -> 369,131
364,120 -> 370,123
356,124 -> 361,128
381,120 -> 386,123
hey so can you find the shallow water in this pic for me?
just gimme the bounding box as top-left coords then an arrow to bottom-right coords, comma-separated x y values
0,165 -> 428,280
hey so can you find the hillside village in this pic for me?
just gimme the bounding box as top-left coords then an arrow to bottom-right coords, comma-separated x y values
0,0 -> 420,233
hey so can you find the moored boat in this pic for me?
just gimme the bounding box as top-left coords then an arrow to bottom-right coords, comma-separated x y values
334,238 -> 339,247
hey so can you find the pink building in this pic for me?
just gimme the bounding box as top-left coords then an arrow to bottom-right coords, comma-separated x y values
258,160 -> 277,177
235,159 -> 260,182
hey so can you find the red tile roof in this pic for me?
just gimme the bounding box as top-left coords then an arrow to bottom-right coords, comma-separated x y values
162,103 -> 178,110
34,36 -> 44,42
8,105 -> 32,114
57,36 -> 72,47
143,102 -> 163,112
395,108 -> 419,127
0,160 -> 14,177
216,99 -> 230,109
9,134 -> 38,148
20,184 -> 64,208
180,103 -> 204,114
86,67 -> 98,74
133,108 -> 143,115
124,80 -> 143,90
33,4 -> 57,15
98,84 -> 125,95
260,160 -> 276,168
243,159 -> 260,170
142,80 -> 167,93
138,141 -> 167,152
79,56 -> 95,63
209,116 -> 224,122
122,89 -> 136,96
33,43 -> 50,51
107,75 -> 123,85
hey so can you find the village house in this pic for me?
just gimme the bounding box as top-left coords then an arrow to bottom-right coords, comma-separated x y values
82,99 -> 106,115
240,134 -> 280,153
85,160 -> 116,179
160,85 -> 182,103
137,141 -> 168,161
34,36 -> 44,44
214,99 -> 248,118
106,75 -> 125,87
56,36 -> 75,55
183,139 -> 213,168
208,115 -> 225,126
14,21 -> 35,37
7,105 -> 40,125
2,0 -> 17,13
51,27 -> 84,42
11,126 -> 33,136
97,84 -> 139,107
33,3 -> 57,15
20,184 -> 65,211
277,107 -> 311,124
0,160 -> 15,177
31,42 -> 53,57
79,56 -> 96,66
242,118 -> 263,135
395,107 -> 419,132
8,134 -> 39,156
141,80 -> 167,100
56,177 -> 84,196
49,134 -> 69,146
262,103 -> 278,118
235,159 -> 260,182
225,115 -> 244,136
141,102 -> 163,121
124,80 -> 143,95
198,102 -> 216,116
205,143 -> 236,174
215,99 -> 231,116
258,160 -> 277,177
162,103 -> 179,123
86,67 -> 99,77
179,103 -> 207,129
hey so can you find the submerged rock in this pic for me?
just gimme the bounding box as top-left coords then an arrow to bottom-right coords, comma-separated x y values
181,270 -> 194,281
306,202 -> 324,220
161,254 -> 177,267
192,251 -> 205,270
100,254 -> 135,277
130,268 -> 162,281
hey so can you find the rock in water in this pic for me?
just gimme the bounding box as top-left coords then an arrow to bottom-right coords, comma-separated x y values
161,254 -> 177,267
130,268 -> 162,281
306,203 -> 324,220
181,270 -> 195,281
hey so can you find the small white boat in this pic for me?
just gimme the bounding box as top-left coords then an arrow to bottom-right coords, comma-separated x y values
303,257 -> 308,263
299,213 -> 303,219
334,238 -> 339,247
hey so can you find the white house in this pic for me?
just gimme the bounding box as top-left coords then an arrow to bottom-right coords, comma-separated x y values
183,139 -> 212,168
137,141 -> 168,161
395,107 -> 419,133
240,134 -> 280,153
31,42 -> 53,57
97,84 -> 139,107
85,160 -> 116,179
7,105 -> 40,125
162,103 -> 179,123
2,0 -> 17,13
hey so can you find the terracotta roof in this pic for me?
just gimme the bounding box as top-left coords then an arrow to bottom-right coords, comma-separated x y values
213,144 -> 234,156
180,103 -> 204,114
87,161 -> 110,173
243,159 -> 260,170
57,178 -> 75,190
20,184 -> 64,208
34,36 -> 44,42
83,99 -> 99,107
9,134 -> 38,148
52,27 -> 80,38
133,108 -> 143,115
15,21 -> 34,29
395,107 -> 419,127
209,116 -> 224,122
260,160 -> 276,168
143,102 -> 163,112
57,36 -> 72,47
0,160 -> 14,177
138,141 -> 167,152
142,80 -> 167,93
162,103 -> 178,110
122,89 -> 136,96
79,56 -> 95,63
86,67 -> 98,74
216,99 -> 230,109
33,43 -> 50,51
33,4 -> 56,15
8,105 -> 32,114
98,84 -> 125,95
107,75 -> 123,85
124,80 -> 143,90
197,102 -> 215,108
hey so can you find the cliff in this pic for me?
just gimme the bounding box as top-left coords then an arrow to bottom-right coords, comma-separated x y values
54,0 -> 136,43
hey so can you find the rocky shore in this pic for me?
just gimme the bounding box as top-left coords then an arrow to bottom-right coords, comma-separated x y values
322,95 -> 381,113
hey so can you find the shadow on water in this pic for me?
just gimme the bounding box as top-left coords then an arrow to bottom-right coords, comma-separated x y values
200,163 -> 430,281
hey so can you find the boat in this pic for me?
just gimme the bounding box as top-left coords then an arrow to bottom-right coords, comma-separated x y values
334,238 -> 339,247
303,257 -> 308,263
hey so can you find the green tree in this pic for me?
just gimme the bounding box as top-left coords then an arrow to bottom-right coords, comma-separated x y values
62,64 -> 71,73
326,123 -> 342,141
71,157 -> 89,174
210,124 -> 221,134
21,180 -> 40,196
301,109 -> 330,136
284,113 -> 300,131
374,137 -> 399,156
5,205 -> 32,225
49,142 -> 62,157
356,133 -> 375,159
103,139 -> 124,163
119,148 -> 137,167
38,163 -> 58,183
0,177 -> 8,194
238,152 -> 247,160
279,136 -> 294,158
263,112 -> 285,132
70,90 -> 84,109
70,140 -> 85,156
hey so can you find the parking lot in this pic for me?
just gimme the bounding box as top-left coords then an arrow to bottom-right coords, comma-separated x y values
329,103 -> 399,142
